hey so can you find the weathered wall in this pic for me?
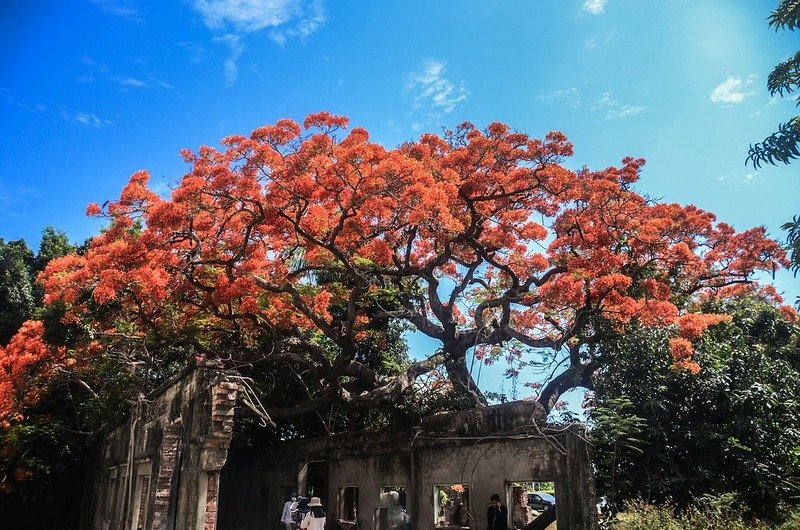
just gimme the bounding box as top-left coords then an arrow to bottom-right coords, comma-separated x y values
83,368 -> 597,530
217,402 -> 597,530
80,363 -> 238,530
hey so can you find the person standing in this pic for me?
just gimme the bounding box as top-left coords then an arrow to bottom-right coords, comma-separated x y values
487,494 -> 508,530
300,497 -> 326,530
296,496 -> 310,523
281,494 -> 298,530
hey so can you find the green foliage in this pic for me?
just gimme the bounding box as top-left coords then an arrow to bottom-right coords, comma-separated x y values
783,215 -> 800,279
609,497 -> 800,530
591,296 -> 800,521
0,239 -> 35,346
748,1 -> 800,168
769,0 -> 800,30
0,228 -> 76,346
592,397 -> 647,505
34,227 -> 73,272
748,118 -> 800,168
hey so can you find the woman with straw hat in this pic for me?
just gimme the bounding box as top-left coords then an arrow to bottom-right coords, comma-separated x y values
300,497 -> 326,530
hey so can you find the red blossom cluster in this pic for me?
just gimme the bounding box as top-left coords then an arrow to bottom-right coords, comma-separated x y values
2,112 -> 790,425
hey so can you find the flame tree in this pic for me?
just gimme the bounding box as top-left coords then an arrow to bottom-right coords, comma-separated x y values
1,112 -> 789,444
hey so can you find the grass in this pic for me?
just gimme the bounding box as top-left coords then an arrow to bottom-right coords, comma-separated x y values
607,498 -> 800,530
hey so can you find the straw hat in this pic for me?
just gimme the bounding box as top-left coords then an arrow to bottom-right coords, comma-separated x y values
308,497 -> 322,507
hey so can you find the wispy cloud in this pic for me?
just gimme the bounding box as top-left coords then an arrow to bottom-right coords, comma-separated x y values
89,0 -> 142,21
80,54 -> 177,93
0,87 -> 46,113
1,87 -> 113,129
592,92 -> 645,120
191,0 -> 327,83
406,59 -> 469,118
582,0 -> 607,15
538,87 -> 582,109
179,41 -> 208,64
538,87 -> 645,120
214,34 -> 244,85
717,171 -> 757,184
60,110 -> 113,129
118,77 -> 148,88
710,75 -> 757,106
584,30 -> 616,50
0,180 -> 40,221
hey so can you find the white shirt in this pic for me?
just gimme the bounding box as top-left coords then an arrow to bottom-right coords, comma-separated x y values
300,512 -> 326,530
282,500 -> 298,524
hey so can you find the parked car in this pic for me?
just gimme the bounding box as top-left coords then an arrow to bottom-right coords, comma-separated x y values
527,492 -> 556,511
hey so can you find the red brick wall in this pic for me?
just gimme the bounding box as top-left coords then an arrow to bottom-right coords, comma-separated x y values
151,423 -> 181,530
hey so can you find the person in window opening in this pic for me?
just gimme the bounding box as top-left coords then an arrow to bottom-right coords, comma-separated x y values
487,494 -> 507,530
385,490 -> 404,530
401,505 -> 411,530
300,497 -> 326,530
281,493 -> 298,530
450,491 -> 469,528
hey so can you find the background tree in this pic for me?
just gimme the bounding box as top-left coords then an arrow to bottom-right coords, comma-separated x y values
0,239 -> 35,346
748,2 -> 800,279
0,228 -> 83,493
747,0 -> 800,168
591,294 -> 800,522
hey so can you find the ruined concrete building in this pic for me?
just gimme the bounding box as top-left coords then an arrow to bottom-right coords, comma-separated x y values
81,364 -> 598,530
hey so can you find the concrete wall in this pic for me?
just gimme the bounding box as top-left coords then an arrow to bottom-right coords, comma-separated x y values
217,402 -> 597,530
81,363 -> 238,530
84,367 -> 597,530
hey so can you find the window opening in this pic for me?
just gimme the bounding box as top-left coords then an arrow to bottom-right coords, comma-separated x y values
376,486 -> 409,530
433,484 -> 469,529
506,481 -> 556,530
338,486 -> 359,525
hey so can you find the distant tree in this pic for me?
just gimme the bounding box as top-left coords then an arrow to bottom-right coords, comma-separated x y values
0,239 -> 35,346
0,228 -> 75,346
784,214 -> 800,280
747,2 -> 800,286
0,228 -> 90,493
747,1 -> 800,168
591,294 -> 800,522
34,227 -> 73,273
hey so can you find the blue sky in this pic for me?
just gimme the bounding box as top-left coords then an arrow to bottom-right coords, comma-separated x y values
1,0 -> 798,402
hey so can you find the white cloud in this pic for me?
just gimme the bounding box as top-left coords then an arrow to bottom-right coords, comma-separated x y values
592,92 -> 646,119
710,75 -> 757,105
214,34 -> 244,85
584,30 -> 616,50
407,60 -> 469,115
80,55 -> 177,93
90,0 -> 142,20
2,87 -> 113,129
118,77 -> 148,88
179,42 -> 208,64
192,0 -> 325,41
582,0 -> 607,15
191,0 -> 326,83
540,87 -> 644,119
538,87 -> 582,109
60,110 -> 113,129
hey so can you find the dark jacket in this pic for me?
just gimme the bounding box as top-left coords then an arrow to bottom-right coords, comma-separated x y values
487,504 -> 508,530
